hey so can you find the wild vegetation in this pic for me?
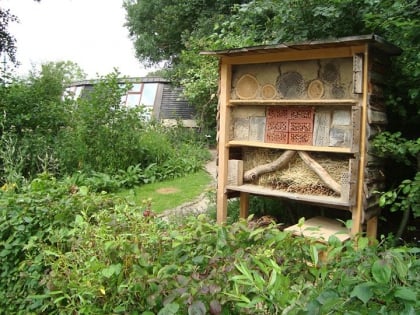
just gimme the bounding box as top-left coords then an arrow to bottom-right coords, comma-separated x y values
0,0 -> 418,314
1,175 -> 418,314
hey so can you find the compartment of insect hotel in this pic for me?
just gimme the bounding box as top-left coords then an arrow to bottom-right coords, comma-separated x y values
202,35 -> 401,241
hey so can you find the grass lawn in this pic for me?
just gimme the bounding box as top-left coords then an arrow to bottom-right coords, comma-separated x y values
114,170 -> 214,214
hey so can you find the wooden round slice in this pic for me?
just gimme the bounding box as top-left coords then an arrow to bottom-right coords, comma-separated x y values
307,79 -> 324,99
235,74 -> 259,99
261,84 -> 277,99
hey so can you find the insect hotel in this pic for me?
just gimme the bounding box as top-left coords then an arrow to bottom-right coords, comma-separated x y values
202,35 -> 401,240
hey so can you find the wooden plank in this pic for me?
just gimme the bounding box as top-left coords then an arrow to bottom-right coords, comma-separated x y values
232,118 -> 249,140
226,184 -> 351,209
368,95 -> 386,111
239,192 -> 250,219
216,62 -> 232,224
348,159 -> 358,206
351,106 -> 361,152
313,109 -> 331,146
366,215 -> 378,241
229,99 -> 358,106
352,45 -> 369,236
227,160 -> 243,186
228,140 -> 354,153
329,126 -> 352,147
353,54 -> 363,94
368,108 -> 388,125
220,46 -> 362,65
249,116 -> 266,141
341,168 -> 350,203
284,216 -> 351,242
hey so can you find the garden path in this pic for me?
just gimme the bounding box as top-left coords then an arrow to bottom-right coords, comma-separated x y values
160,149 -> 217,219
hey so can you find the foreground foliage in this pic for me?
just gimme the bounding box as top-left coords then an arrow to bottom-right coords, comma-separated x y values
0,175 -> 418,314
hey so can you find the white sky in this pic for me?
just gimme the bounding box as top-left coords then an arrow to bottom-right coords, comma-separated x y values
2,0 -> 152,79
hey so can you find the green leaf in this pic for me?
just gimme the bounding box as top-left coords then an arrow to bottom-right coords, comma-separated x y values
350,283 -> 374,304
372,259 -> 392,284
141,312 -> 155,315
310,245 -> 319,266
298,217 -> 305,228
188,301 -> 206,315
102,263 -> 122,278
357,237 -> 369,250
394,287 -> 417,302
158,303 -> 179,315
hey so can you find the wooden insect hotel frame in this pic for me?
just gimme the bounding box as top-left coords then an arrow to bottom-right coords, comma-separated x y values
202,35 -> 401,240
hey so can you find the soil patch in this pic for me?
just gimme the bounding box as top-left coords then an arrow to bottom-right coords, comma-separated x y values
156,187 -> 180,194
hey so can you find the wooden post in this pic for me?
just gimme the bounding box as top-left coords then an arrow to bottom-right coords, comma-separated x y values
366,216 -> 378,242
239,192 -> 249,219
352,45 -> 369,236
216,61 -> 232,224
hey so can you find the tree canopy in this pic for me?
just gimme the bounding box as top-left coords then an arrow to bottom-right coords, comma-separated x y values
123,0 -> 248,65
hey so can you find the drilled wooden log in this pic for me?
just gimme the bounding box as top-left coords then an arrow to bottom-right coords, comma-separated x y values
297,151 -> 342,194
243,150 -> 296,181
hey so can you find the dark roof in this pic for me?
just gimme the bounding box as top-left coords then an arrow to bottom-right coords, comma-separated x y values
70,76 -> 169,87
160,86 -> 195,120
201,34 -> 402,57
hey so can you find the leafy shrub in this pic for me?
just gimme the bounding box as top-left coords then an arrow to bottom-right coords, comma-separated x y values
0,173 -> 120,314
2,183 -> 415,315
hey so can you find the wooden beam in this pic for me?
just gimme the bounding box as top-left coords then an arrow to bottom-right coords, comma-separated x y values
228,141 -> 353,153
216,62 -> 232,224
220,46 -> 365,65
239,192 -> 249,219
229,99 -> 358,106
366,216 -> 378,242
352,45 -> 369,236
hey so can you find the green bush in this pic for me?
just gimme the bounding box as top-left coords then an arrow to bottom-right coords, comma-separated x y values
2,175 -> 417,315
0,173 -> 119,314
1,67 -> 209,185
40,212 -> 420,314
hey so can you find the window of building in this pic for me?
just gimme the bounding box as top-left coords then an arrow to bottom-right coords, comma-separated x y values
122,82 -> 158,109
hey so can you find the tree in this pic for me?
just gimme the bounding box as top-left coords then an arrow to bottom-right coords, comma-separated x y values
123,0 -> 249,66
0,8 -> 18,65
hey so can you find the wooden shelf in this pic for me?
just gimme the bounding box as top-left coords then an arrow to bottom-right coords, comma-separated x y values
228,140 -> 355,153
226,184 -> 351,209
228,99 -> 358,106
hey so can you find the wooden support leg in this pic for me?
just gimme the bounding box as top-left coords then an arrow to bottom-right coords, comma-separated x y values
351,205 -> 363,236
366,215 -> 378,242
239,192 -> 249,219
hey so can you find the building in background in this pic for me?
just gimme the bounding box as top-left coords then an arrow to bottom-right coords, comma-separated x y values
66,77 -> 197,127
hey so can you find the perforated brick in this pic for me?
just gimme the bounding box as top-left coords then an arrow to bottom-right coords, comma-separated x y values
266,121 -> 288,132
266,131 -> 288,144
288,107 -> 314,120
265,106 -> 315,145
288,132 -> 313,145
266,107 -> 288,120
289,120 -> 313,133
